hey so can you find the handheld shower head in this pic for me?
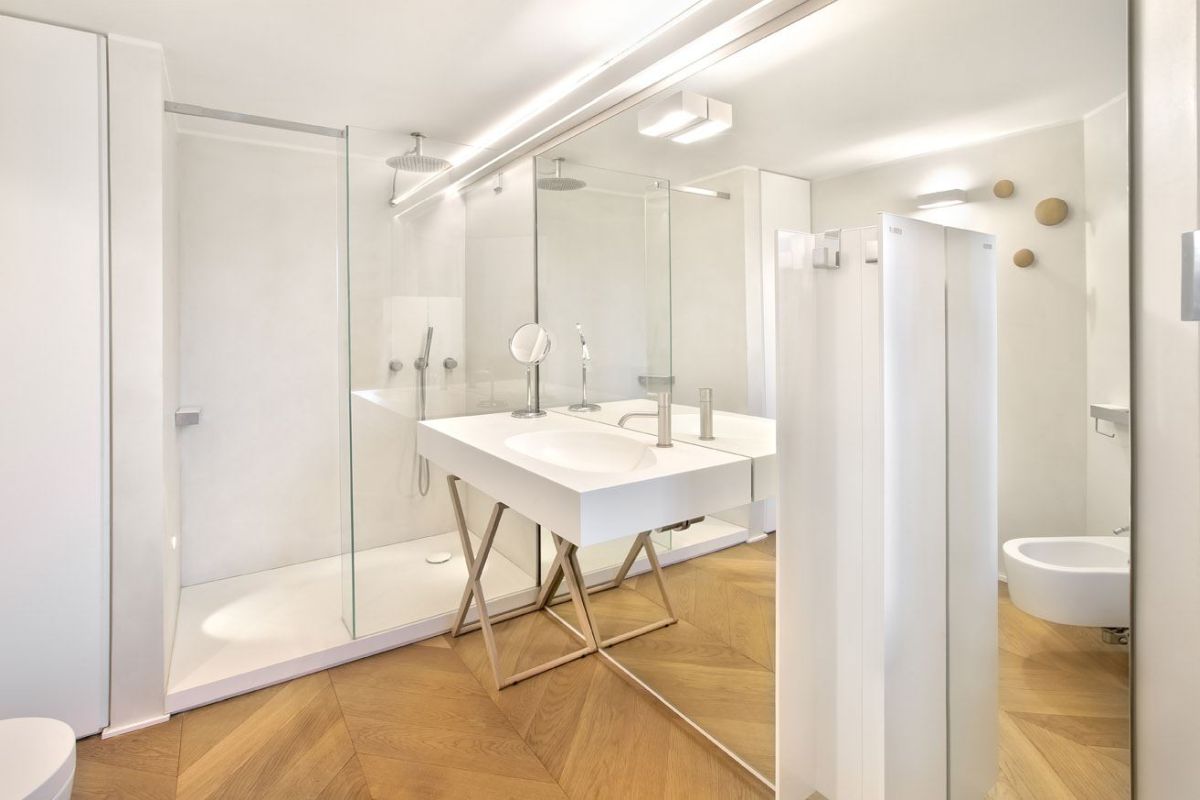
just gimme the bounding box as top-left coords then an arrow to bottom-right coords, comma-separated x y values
537,158 -> 586,191
414,326 -> 434,370
576,323 -> 591,362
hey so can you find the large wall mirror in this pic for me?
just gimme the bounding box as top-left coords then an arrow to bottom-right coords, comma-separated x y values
534,0 -> 1130,796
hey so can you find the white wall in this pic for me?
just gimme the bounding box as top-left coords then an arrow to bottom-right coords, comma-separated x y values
178,133 -> 341,585
538,182 -> 651,405
813,123 -> 1089,557
1083,97 -> 1132,536
465,160 -> 537,397
0,14 -> 110,737
463,162 -> 540,578
1131,0 -> 1200,795
760,170 -> 812,419
672,168 -> 757,413
350,192 -> 467,556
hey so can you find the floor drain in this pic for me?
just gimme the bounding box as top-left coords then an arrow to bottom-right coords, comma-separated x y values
426,551 -> 452,565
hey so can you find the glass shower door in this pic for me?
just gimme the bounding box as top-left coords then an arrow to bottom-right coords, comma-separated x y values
342,127 -> 539,638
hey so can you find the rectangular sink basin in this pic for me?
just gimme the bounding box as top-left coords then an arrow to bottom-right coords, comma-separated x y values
417,412 -> 751,546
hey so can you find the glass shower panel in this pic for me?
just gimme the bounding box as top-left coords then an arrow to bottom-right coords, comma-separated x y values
344,127 -> 539,638
533,157 -> 674,576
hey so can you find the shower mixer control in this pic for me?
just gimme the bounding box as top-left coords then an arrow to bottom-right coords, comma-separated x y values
443,357 -> 458,370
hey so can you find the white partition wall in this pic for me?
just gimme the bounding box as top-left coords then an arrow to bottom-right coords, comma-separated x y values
0,15 -> 109,736
776,215 -> 997,799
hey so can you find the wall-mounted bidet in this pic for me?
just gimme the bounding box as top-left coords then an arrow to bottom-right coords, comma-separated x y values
1003,536 -> 1130,628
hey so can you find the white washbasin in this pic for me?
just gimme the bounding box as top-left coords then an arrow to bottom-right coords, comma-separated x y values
505,429 -> 657,474
418,412 -> 751,546
1003,536 -> 1130,628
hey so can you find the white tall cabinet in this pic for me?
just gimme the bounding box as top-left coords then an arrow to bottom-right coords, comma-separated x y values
776,215 -> 998,799
0,15 -> 110,736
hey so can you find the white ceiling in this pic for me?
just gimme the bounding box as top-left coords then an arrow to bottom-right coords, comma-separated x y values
0,0 -> 701,143
548,0 -> 1127,183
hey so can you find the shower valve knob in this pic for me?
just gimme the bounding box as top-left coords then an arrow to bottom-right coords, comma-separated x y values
443,357 -> 458,370
388,359 -> 404,372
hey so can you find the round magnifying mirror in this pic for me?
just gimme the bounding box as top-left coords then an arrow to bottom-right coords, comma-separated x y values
509,322 -> 552,366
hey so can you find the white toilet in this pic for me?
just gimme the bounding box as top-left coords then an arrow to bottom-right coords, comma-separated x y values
0,718 -> 76,800
1002,536 -> 1130,628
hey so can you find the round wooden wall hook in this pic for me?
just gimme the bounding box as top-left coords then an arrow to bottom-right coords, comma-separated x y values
1013,248 -> 1036,268
1035,197 -> 1069,226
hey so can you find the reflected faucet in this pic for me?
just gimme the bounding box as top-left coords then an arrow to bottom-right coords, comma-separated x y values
618,391 -> 673,448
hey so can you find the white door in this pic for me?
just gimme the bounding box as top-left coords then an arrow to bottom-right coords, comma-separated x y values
0,15 -> 110,736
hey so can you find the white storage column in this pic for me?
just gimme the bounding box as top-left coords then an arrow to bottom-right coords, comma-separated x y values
776,215 -> 997,799
0,15 -> 109,737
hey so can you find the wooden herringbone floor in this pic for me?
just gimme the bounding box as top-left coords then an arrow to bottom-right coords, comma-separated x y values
71,545 -> 774,800
70,538 -> 1128,799
556,538 -> 776,780
989,583 -> 1130,799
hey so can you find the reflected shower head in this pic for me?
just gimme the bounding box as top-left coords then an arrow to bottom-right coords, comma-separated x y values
386,132 -> 451,173
537,158 -> 586,191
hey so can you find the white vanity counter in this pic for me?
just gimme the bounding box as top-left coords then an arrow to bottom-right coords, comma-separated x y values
417,411 -> 751,546
551,399 -> 777,501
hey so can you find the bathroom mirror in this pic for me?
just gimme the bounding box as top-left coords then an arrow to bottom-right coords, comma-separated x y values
508,322 -> 552,365
535,0 -> 1130,795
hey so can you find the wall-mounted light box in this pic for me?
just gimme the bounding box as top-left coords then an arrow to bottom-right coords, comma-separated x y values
638,90 -> 732,144
916,188 -> 968,209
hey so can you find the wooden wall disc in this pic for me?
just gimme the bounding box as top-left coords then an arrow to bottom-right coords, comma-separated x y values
993,179 -> 1014,198
1035,197 -> 1069,225
1013,248 -> 1035,268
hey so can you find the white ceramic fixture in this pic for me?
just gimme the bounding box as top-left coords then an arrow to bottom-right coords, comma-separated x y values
417,411 -> 750,545
505,429 -> 657,473
1003,536 -> 1130,627
553,399 -> 777,500
0,718 -> 76,800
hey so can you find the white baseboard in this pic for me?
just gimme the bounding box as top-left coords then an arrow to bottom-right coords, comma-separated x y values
102,713 -> 170,739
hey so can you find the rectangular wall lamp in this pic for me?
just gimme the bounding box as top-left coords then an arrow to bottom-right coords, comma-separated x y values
638,90 -> 732,144
915,189 -> 968,209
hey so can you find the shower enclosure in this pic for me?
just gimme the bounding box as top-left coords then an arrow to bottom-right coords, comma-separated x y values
165,116 -> 738,711
165,107 -> 350,709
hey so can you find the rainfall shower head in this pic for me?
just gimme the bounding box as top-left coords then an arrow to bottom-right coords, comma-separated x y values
537,158 -> 586,191
386,132 -> 451,173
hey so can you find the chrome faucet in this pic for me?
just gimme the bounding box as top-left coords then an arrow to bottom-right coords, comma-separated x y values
698,388 -> 714,440
568,323 -> 600,412
618,391 -> 673,448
